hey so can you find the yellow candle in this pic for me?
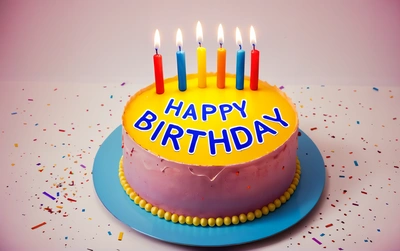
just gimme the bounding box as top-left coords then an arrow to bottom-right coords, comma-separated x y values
217,24 -> 226,89
196,21 -> 207,88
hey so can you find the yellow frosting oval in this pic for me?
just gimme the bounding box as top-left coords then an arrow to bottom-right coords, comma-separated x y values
123,73 -> 297,166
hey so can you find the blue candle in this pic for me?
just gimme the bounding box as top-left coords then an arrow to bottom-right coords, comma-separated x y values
235,27 -> 245,90
176,29 -> 187,91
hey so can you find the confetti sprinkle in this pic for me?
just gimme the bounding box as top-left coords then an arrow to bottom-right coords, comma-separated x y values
118,232 -> 124,241
11,112 -> 17,115
108,231 -> 112,235
352,203 -> 359,206
42,191 -> 56,200
325,223 -> 333,228
31,222 -> 46,230
67,198 -> 77,202
279,86 -> 284,90
320,233 -> 325,237
110,95 -> 113,98
357,121 -> 360,124
28,98 -> 33,101
354,160 -> 359,166
59,129 -> 65,132
339,175 -> 345,178
373,87 -> 379,91
310,127 -> 317,131
312,238 -> 322,245
121,82 -> 126,86
80,164 -> 86,168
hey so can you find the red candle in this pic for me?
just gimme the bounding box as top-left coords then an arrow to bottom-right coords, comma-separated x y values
153,29 -> 164,94
250,26 -> 259,91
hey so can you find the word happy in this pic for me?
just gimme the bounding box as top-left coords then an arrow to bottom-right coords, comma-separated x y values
133,98 -> 289,156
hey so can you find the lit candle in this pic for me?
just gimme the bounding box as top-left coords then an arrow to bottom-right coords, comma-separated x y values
196,21 -> 207,88
153,29 -> 164,94
217,24 -> 226,89
250,26 -> 259,91
176,29 -> 187,92
235,27 -> 245,90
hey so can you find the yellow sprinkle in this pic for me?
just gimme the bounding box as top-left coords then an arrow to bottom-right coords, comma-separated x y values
164,212 -> 171,221
14,143 -> 18,147
284,191 -> 291,200
88,218 -> 92,220
11,163 -> 15,166
56,206 -> 63,209
178,215 -> 186,224
139,199 -> 147,208
280,195 -> 287,204
118,232 -> 124,241
151,206 -> 158,215
185,216 -> 193,225
261,206 -> 269,215
171,214 -> 179,223
247,212 -> 255,221
274,199 -> 282,208
224,216 -> 232,226
232,216 -> 239,225
268,203 -> 276,212
255,209 -> 262,218
193,217 -> 200,226
157,209 -> 165,218
200,218 -> 208,227
239,213 -> 247,223
144,203 -> 152,212
208,218 -> 216,227
216,217 -> 223,226
134,196 -> 141,204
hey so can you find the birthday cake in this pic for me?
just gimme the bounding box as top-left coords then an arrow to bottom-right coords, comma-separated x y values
119,73 -> 301,227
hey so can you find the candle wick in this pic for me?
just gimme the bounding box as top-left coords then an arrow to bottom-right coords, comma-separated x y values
239,44 -> 242,50
219,43 -> 223,48
252,44 -> 255,50
155,48 -> 158,55
178,46 -> 182,51
198,42 -> 202,47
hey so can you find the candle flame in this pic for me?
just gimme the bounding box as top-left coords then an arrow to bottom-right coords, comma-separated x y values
218,24 -> 224,45
250,26 -> 256,46
236,27 -> 242,47
154,29 -> 160,50
176,28 -> 183,48
196,21 -> 203,45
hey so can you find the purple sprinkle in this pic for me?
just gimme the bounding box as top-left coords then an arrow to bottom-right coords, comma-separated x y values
28,98 -> 34,101
43,191 -> 56,200
11,112 -> 17,115
80,164 -> 86,168
339,248 -> 343,251
312,237 -> 322,245
279,86 -> 284,90
36,163 -> 41,166
121,82 -> 126,86
352,203 -> 359,206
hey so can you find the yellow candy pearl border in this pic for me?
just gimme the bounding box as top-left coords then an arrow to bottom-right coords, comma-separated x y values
119,156 -> 301,227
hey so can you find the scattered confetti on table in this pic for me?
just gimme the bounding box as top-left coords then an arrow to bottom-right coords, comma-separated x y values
1,82 -> 399,250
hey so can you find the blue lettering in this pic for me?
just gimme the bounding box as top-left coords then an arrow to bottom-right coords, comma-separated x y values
161,123 -> 184,151
232,99 -> 247,118
182,103 -> 198,121
219,103 -> 233,121
202,104 -> 217,121
133,110 -> 157,131
262,107 -> 289,127
253,119 -> 278,144
150,120 -> 166,142
230,126 -> 253,151
208,129 -> 232,156
186,128 -> 207,154
164,98 -> 184,117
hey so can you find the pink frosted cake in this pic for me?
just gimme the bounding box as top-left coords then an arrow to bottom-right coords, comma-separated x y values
119,73 -> 301,227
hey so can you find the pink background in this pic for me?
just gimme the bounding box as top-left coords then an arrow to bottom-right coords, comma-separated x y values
1,0 -> 399,86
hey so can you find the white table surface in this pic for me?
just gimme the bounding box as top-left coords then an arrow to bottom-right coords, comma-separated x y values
1,1 -> 399,251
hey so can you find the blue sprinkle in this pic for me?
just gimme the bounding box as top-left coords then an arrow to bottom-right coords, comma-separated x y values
108,231 -> 112,236
357,121 -> 360,124
320,233 -> 325,237
62,156 -> 65,158
11,112 -> 17,115
377,229 -> 380,232
373,87 -> 379,91
110,95 -> 113,99
65,236 -> 68,240
82,209 -> 86,212
57,192 -> 60,197
354,160 -> 359,166
364,239 -> 368,242
339,175 -> 345,178
306,87 -> 310,89
35,123 -> 39,126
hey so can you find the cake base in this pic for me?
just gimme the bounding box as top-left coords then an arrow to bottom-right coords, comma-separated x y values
93,125 -> 326,246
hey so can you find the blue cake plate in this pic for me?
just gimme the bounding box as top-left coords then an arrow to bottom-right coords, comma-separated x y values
93,126 -> 325,247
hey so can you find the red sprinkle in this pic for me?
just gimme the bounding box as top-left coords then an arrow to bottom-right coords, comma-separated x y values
31,222 -> 46,230
67,198 -> 77,202
361,191 -> 367,194
310,127 -> 318,131
325,223 -> 333,228
59,129 -> 65,132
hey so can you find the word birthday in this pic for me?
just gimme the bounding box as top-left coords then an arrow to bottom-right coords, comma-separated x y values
133,98 -> 290,156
